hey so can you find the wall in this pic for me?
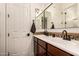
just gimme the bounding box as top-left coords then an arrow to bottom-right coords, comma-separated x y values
31,3 -> 49,30
31,3 -> 49,20
0,4 -> 5,56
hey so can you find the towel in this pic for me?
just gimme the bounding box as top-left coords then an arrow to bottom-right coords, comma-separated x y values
30,20 -> 36,33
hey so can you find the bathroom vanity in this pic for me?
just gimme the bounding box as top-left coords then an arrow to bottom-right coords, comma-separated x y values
34,35 -> 79,56
34,3 -> 79,56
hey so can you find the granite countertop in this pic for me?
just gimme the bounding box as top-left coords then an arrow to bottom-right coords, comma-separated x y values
34,35 -> 79,56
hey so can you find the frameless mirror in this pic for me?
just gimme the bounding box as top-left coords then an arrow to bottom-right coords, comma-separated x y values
45,3 -> 65,29
35,3 -> 79,31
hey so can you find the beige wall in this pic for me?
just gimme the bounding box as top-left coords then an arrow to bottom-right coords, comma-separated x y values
0,4 -> 5,56
31,3 -> 49,30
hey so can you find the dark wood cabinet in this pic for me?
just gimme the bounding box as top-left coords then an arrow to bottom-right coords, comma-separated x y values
47,52 -> 52,56
34,37 -> 38,42
37,45 -> 46,56
34,37 -> 46,56
34,37 -> 73,56
38,39 -> 46,49
47,44 -> 73,56
34,41 -> 38,56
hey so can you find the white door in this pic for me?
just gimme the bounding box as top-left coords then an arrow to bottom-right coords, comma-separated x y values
6,3 -> 33,56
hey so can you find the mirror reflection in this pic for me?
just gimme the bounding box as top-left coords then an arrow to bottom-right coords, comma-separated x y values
45,3 -> 64,29
35,12 -> 45,30
35,3 -> 79,30
64,4 -> 78,28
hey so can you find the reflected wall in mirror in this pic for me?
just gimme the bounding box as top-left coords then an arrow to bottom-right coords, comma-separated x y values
45,3 -> 65,29
63,3 -> 78,28
35,3 -> 79,31
35,12 -> 45,30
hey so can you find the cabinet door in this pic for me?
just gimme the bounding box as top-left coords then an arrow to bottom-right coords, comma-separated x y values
47,52 -> 52,56
37,45 -> 46,56
34,41 -> 38,56
34,37 -> 38,42
47,44 -> 72,56
38,39 -> 46,49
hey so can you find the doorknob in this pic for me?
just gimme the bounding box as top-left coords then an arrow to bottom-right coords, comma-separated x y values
8,14 -> 10,18
8,33 -> 10,37
27,33 -> 30,36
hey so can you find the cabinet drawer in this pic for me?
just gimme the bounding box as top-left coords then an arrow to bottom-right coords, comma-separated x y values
48,44 -> 72,56
38,39 -> 46,49
37,45 -> 46,56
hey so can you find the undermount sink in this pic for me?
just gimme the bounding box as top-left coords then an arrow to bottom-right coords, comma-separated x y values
71,40 -> 79,45
48,36 -> 79,46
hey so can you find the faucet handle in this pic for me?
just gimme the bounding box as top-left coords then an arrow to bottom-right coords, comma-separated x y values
62,30 -> 67,40
68,35 -> 74,39
67,35 -> 71,41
